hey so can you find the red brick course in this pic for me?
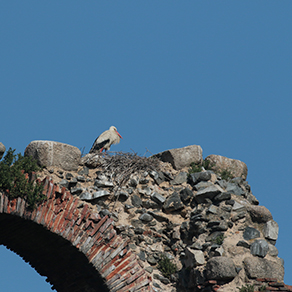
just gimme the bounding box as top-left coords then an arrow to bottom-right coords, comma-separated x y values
0,176 -> 153,292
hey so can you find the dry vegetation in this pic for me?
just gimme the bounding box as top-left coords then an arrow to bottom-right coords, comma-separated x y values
99,151 -> 161,185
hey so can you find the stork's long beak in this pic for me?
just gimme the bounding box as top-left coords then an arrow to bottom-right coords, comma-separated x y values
116,130 -> 123,139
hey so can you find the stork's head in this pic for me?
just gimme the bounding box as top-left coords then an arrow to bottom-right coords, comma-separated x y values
110,126 -> 123,139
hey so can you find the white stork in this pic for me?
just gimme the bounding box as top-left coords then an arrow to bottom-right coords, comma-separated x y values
89,126 -> 123,153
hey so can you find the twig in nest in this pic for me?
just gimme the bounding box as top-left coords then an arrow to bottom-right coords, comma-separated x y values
99,151 -> 161,211
100,151 -> 160,185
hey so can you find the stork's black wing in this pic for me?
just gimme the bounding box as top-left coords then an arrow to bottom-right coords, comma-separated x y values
89,138 -> 110,153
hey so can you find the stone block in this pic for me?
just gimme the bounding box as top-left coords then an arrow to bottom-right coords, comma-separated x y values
264,220 -> 279,241
205,154 -> 248,180
250,239 -> 269,258
247,205 -> 273,223
243,256 -> 284,281
184,247 -> 205,268
194,185 -> 224,204
154,145 -> 203,170
163,192 -> 184,213
205,257 -> 237,281
25,140 -> 81,171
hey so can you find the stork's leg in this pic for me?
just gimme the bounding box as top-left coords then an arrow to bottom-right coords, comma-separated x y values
100,148 -> 104,153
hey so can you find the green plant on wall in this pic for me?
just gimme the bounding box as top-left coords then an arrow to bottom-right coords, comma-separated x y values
188,159 -> 215,174
0,148 -> 45,209
219,169 -> 234,181
211,233 -> 226,245
158,254 -> 177,279
237,284 -> 255,292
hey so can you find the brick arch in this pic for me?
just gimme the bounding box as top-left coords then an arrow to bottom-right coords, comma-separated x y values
0,176 -> 153,292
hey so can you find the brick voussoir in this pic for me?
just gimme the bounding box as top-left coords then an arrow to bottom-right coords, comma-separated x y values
81,228 -> 115,255
76,204 -> 89,225
76,228 -> 94,249
3,195 -> 9,214
90,215 -> 109,236
100,251 -> 129,278
65,199 -> 79,220
106,257 -> 137,285
120,275 -> 150,292
110,267 -> 145,292
46,180 -> 55,200
0,193 -> 4,213
30,204 -> 39,221
86,233 -> 106,260
17,197 -> 26,217
15,197 -> 22,214
91,239 -> 116,266
70,221 -> 88,243
105,253 -> 135,281
41,176 -> 50,195
93,234 -> 121,268
51,211 -> 66,233
99,217 -> 114,234
100,254 -> 131,278
54,195 -> 76,233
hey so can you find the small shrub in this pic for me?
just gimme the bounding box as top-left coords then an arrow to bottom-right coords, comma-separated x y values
188,162 -> 202,174
211,234 -> 226,245
259,285 -> 267,292
220,169 -> 234,181
0,148 -> 45,209
158,254 -> 177,279
237,284 -> 254,292
188,159 -> 215,175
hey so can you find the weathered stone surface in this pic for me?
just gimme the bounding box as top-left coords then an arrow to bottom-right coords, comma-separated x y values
151,192 -> 166,205
154,145 -> 203,170
180,188 -> 193,203
194,185 -> 224,203
236,241 -> 250,249
268,243 -> 279,257
171,172 -> 188,185
70,187 -> 84,195
147,211 -> 169,222
78,166 -> 89,176
94,179 -> 114,187
213,191 -> 231,202
188,171 -> 211,186
80,153 -> 105,168
79,190 -> 110,200
163,192 -> 184,212
264,220 -> 279,241
226,183 -> 245,197
115,191 -> 129,202
243,256 -> 284,281
205,257 -> 237,281
247,205 -> 273,223
184,247 -> 205,268
139,213 -> 153,223
243,226 -> 261,241
0,142 -> 5,160
250,239 -> 269,258
131,194 -> 142,207
205,154 -> 248,180
25,140 -> 81,171
59,179 -> 69,188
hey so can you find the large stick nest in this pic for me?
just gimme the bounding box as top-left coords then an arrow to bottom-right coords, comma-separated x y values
99,151 -> 161,186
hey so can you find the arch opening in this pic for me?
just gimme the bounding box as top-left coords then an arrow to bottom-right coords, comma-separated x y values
0,213 -> 110,292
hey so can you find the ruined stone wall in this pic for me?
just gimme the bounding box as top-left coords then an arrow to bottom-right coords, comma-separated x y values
0,141 -> 291,292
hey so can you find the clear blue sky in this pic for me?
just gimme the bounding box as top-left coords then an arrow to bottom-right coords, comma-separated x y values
1,1 -> 292,289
